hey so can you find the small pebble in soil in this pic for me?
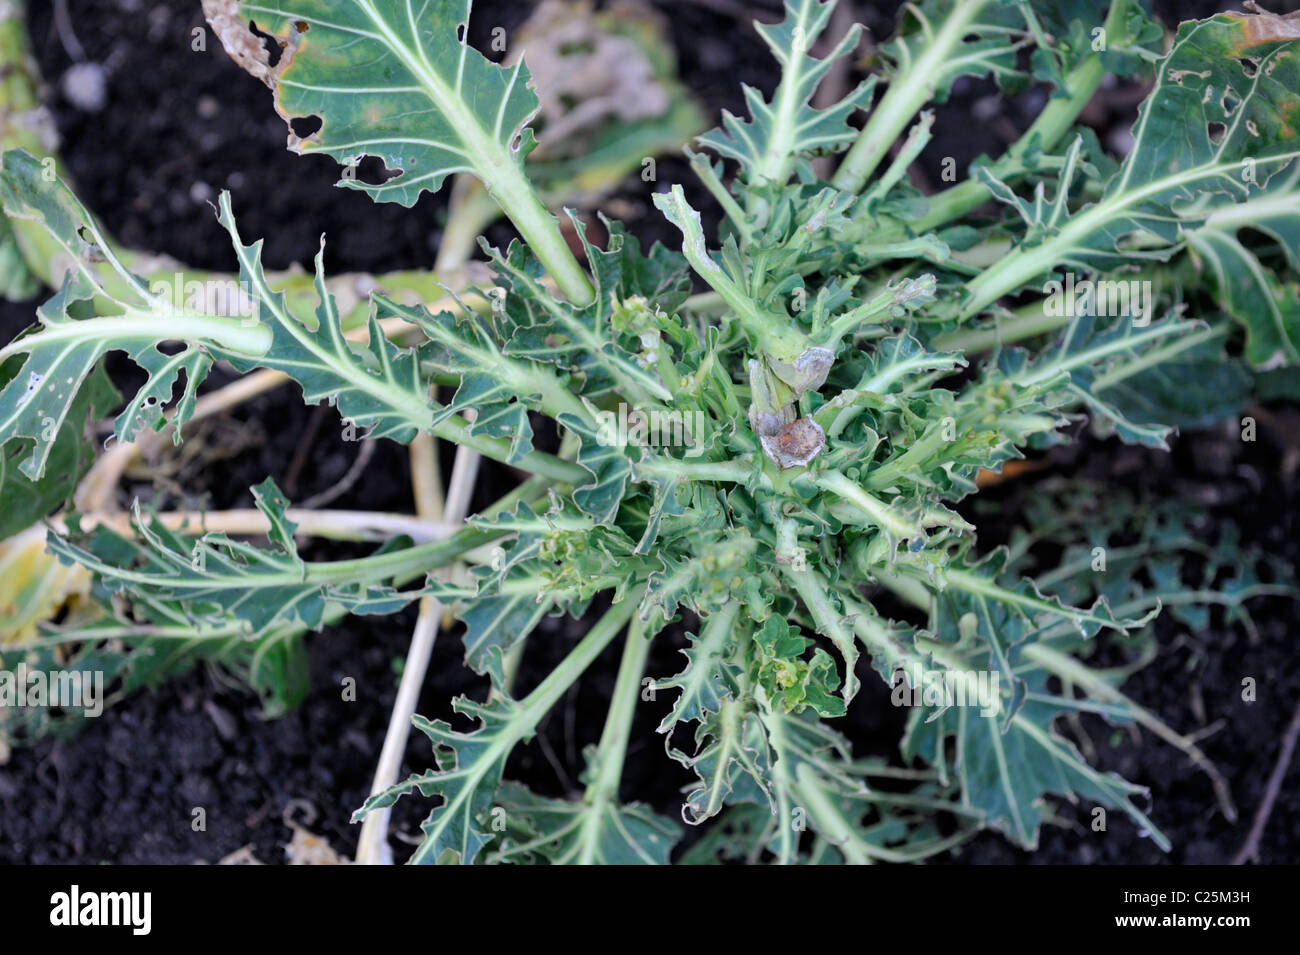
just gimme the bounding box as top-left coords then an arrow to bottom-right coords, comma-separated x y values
61,62 -> 107,112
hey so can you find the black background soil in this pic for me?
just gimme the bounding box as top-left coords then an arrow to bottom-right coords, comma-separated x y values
0,0 -> 1296,864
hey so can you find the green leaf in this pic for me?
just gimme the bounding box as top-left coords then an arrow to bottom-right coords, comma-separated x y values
207,0 -> 536,207
46,483 -> 436,640
1026,0 -> 1163,92
1184,161 -> 1300,368
964,14 -> 1300,343
372,292 -> 539,462
360,696 -> 521,865
640,532 -> 759,622
677,697 -> 774,825
891,479 -> 1290,850
205,0 -> 593,304
214,192 -> 438,443
673,804 -> 774,864
854,330 -> 963,391
882,0 -> 1028,102
929,548 -> 1156,729
490,780 -> 680,865
654,602 -> 742,731
902,675 -> 1170,851
451,587 -> 553,688
556,411 -> 634,526
0,360 -> 118,538
0,207 -> 39,301
0,153 -> 584,485
1008,313 -> 1219,449
113,345 -> 213,446
493,219 -> 680,404
1095,325 -> 1251,433
485,619 -> 677,864
753,614 -> 847,718
0,150 -> 270,480
697,0 -> 875,187
432,499 -> 634,685
356,599 -> 635,864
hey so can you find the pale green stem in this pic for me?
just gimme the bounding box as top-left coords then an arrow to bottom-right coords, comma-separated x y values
779,558 -> 861,701
909,0 -> 1130,232
860,111 -> 934,207
688,153 -> 754,246
791,762 -> 874,865
756,701 -> 798,865
1023,642 -> 1237,822
933,301 -> 1073,353
832,0 -> 990,193
576,614 -> 655,864
406,592 -> 638,864
863,420 -> 954,490
353,0 -> 594,307
0,311 -> 273,364
815,471 -> 915,539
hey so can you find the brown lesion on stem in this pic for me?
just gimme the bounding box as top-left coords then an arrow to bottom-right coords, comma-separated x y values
761,417 -> 826,471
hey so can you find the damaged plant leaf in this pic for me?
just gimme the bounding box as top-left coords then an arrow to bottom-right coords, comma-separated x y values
0,0 -> 1296,865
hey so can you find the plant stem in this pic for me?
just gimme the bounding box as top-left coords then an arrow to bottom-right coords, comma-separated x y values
637,456 -> 770,489
779,559 -> 860,702
863,561 -> 933,612
832,0 -> 990,193
55,508 -> 459,543
815,471 -> 914,539
908,0 -> 1130,233
688,152 -> 754,246
356,437 -> 476,865
756,701 -> 798,865
576,613 -> 653,864
656,185 -> 807,360
863,420 -> 953,489
1023,642 -> 1237,822
933,301 -> 1072,353
788,764 -> 871,864
351,0 -> 593,307
405,592 -> 637,864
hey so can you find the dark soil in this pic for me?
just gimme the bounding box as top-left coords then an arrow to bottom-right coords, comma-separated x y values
0,0 -> 1296,864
